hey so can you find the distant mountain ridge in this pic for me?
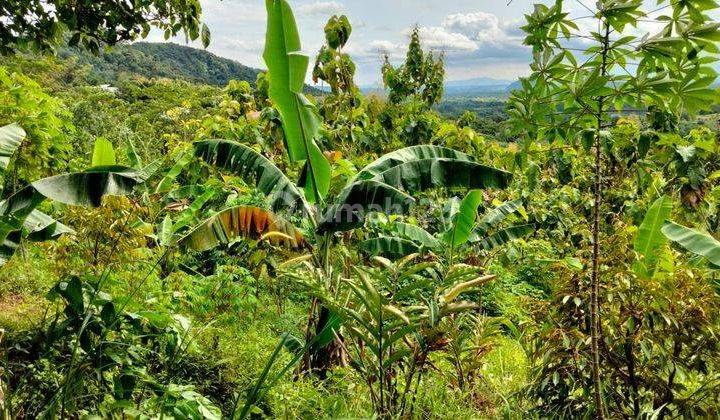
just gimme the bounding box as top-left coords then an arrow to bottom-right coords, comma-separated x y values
444,77 -> 512,87
444,77 -> 517,97
59,42 -> 263,87
359,77 -> 520,98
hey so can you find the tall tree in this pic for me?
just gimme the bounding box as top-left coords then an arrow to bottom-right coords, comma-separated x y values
381,27 -> 445,107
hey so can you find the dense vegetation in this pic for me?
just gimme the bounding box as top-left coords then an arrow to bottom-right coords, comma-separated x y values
1,0 -> 720,418
59,42 -> 262,87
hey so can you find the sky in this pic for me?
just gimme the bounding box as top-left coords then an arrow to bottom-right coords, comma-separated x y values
146,0 -> 719,86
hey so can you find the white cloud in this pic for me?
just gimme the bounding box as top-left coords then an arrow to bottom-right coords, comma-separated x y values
297,1 -> 344,16
441,11 -> 522,46
443,12 -> 498,38
411,26 -> 478,52
346,39 -> 402,59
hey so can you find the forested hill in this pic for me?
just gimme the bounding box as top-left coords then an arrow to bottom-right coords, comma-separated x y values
58,42 -> 262,86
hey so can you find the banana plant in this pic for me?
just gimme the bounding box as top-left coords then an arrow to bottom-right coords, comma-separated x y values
172,0 -> 511,383
177,1 -> 512,257
361,193 -> 533,262
184,142 -> 512,252
0,130 -> 151,266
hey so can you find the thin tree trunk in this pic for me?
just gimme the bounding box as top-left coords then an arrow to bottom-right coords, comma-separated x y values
590,20 -> 611,420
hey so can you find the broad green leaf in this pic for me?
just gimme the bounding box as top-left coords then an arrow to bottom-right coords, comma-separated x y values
155,150 -> 193,193
31,166 -> 145,207
160,214 -> 173,247
201,23 -> 211,48
392,222 -> 441,248
320,153 -> 510,233
0,123 -> 25,173
0,187 -> 46,265
634,195 -> 672,269
91,137 -> 116,167
370,159 -> 511,193
194,140 -> 310,216
662,221 -> 720,267
24,210 -> 74,241
317,180 -> 414,233
263,0 -> 330,203
476,199 -> 525,234
359,236 -> 421,259
351,145 -> 475,183
0,166 -> 146,266
444,190 -> 483,247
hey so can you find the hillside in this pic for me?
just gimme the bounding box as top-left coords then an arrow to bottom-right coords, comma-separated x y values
58,42 -> 262,86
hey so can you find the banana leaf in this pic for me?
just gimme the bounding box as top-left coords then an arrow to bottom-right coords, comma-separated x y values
359,236 -> 422,259
473,224 -> 535,251
371,159 -> 511,192
634,195 -> 672,269
0,166 -> 145,267
155,150 -> 193,193
194,139 -> 310,216
351,145 -> 475,182
319,158 -> 510,233
31,166 -> 145,207
91,137 -> 116,166
317,179 -> 414,233
264,0 -> 330,203
179,205 -> 305,251
475,199 -> 524,235
444,190 -> 483,247
0,123 -> 25,173
25,210 -> 74,241
391,222 -> 441,248
662,221 -> 720,267
0,187 -> 45,265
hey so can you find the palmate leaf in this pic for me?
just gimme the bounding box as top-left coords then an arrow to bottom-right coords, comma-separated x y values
0,123 -> 25,173
179,205 -> 305,251
634,195 -> 673,269
662,221 -> 720,267
194,139 -> 310,216
264,0 -> 330,203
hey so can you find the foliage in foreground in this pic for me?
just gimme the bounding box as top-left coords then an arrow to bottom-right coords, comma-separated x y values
1,0 -> 720,418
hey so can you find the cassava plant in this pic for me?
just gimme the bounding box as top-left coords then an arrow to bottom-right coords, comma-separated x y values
509,0 -> 719,415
